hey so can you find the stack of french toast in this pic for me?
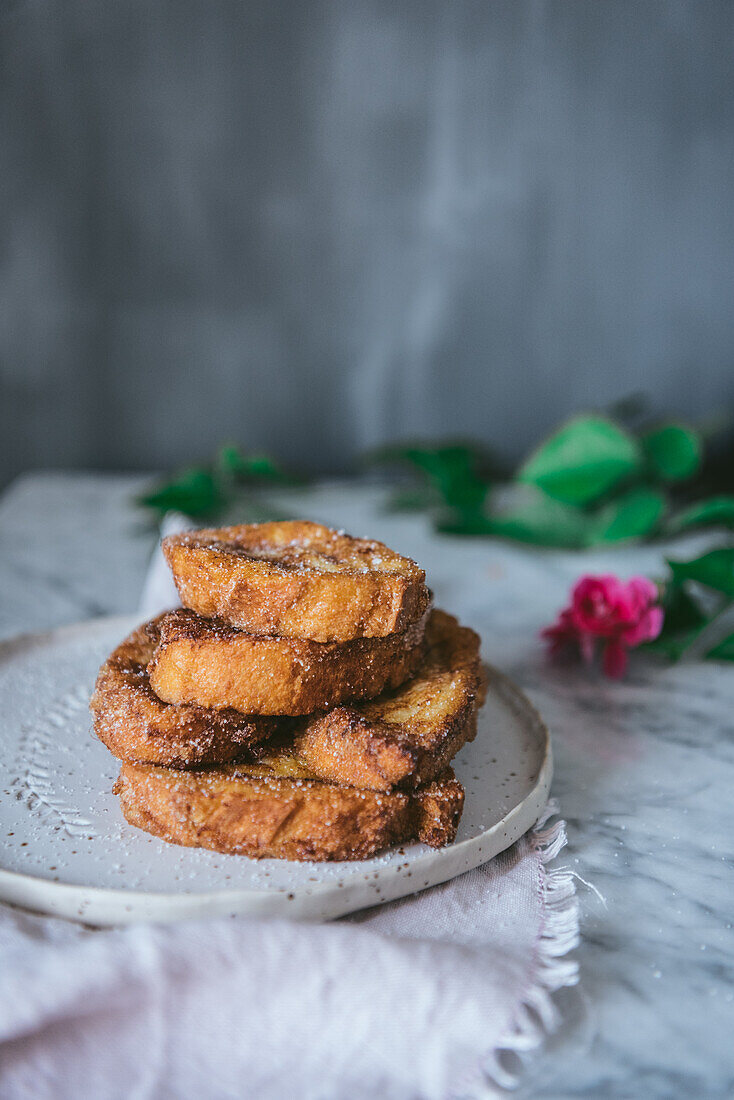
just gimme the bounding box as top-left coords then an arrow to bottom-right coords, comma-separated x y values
91,521 -> 486,861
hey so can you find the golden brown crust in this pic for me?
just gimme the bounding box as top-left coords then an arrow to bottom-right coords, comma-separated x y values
93,611 -> 483,791
162,521 -> 429,642
147,606 -> 428,716
287,610 -> 485,790
114,761 -> 464,860
90,617 -> 278,768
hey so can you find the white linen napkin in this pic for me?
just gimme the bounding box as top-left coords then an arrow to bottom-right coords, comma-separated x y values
0,518 -> 579,1100
137,510 -> 196,616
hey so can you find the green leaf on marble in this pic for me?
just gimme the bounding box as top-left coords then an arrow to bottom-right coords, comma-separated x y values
667,496 -> 734,533
667,548 -> 734,599
138,468 -> 224,519
369,444 -> 490,514
217,446 -> 295,484
642,582 -> 709,661
587,487 -> 667,545
518,415 -> 642,506
440,487 -> 592,547
138,445 -> 297,522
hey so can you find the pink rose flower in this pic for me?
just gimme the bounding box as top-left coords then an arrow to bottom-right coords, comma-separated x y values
542,574 -> 663,678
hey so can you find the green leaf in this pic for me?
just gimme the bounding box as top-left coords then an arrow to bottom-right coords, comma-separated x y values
139,468 -> 224,518
642,423 -> 702,482
366,439 -> 505,479
217,446 -> 294,484
440,488 -> 592,547
385,446 -> 489,513
485,509 -> 589,547
707,632 -> 734,661
643,626 -> 706,661
668,496 -> 734,533
661,582 -> 709,633
668,548 -> 734,599
642,582 -> 709,660
587,487 -> 667,545
518,415 -> 642,506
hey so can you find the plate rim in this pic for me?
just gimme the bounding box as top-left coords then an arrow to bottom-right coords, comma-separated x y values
0,614 -> 553,925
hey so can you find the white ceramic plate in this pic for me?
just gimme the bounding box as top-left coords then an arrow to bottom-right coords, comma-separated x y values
0,616 -> 551,926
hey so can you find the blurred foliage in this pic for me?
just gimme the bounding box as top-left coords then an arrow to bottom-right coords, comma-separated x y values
366,408 -> 734,551
139,405 -> 733,549
138,444 -> 299,521
645,547 -> 734,663
137,409 -> 734,667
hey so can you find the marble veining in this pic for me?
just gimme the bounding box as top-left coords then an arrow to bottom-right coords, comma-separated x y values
1,473 -> 733,1099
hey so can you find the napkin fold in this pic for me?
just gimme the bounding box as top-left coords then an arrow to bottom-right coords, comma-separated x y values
0,516 -> 580,1100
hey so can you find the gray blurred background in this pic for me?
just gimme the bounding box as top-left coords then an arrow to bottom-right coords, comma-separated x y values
2,0 -> 733,488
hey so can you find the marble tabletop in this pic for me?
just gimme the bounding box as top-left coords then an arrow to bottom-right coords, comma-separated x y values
1,472 -> 732,1099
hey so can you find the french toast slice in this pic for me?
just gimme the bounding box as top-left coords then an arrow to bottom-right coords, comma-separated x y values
92,611 -> 482,789
286,610 -> 486,790
162,520 -> 429,642
90,617 -> 277,768
147,606 -> 428,716
114,759 -> 465,860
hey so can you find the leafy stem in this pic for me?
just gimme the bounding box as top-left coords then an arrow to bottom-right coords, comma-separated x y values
138,445 -> 299,521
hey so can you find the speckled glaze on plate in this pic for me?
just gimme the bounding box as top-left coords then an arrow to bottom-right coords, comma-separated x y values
0,616 -> 552,926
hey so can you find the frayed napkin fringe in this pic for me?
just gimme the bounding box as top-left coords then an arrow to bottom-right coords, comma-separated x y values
472,800 -> 581,1096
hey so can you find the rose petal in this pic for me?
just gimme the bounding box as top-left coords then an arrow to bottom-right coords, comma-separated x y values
621,604 -> 665,646
572,575 -> 630,635
627,576 -> 659,606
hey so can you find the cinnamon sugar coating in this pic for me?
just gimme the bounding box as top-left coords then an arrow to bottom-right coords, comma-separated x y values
114,760 -> 464,860
288,610 -> 486,790
92,520 -> 481,863
90,616 -> 277,767
147,605 -> 428,716
162,521 -> 429,642
93,611 -> 483,793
